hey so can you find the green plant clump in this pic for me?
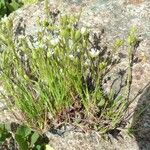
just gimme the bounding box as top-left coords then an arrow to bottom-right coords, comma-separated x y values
0,0 -> 23,19
0,10 -> 138,134
0,0 -> 40,20
0,123 -> 50,150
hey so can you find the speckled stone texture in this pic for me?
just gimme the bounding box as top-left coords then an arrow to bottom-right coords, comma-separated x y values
1,0 -> 150,149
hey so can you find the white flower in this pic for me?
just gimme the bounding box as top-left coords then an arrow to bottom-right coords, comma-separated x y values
18,35 -> 26,40
81,27 -> 86,34
69,54 -> 74,60
84,59 -> 91,66
68,39 -> 73,48
77,49 -> 80,53
89,48 -> 100,58
32,41 -> 46,49
50,38 -> 59,45
60,68 -> 63,73
1,15 -> 8,23
32,41 -> 39,48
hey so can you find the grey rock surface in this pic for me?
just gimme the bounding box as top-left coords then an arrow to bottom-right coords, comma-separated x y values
45,130 -> 140,150
1,0 -> 150,149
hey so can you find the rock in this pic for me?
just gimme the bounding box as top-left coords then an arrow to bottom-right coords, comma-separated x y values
2,0 -> 150,149
45,130 -> 139,150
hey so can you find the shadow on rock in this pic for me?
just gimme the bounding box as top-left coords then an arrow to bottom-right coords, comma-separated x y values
131,82 -> 150,149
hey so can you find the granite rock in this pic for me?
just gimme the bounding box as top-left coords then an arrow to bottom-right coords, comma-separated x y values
1,0 -> 150,149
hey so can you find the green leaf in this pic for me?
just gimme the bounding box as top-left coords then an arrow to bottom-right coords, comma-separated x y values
30,132 -> 40,147
9,1 -> 21,10
60,15 -> 68,26
15,134 -> 29,150
6,0 -> 22,14
99,62 -> 107,70
0,0 -> 5,6
71,30 -> 75,40
35,145 -> 42,150
0,124 -> 11,142
98,98 -> 105,107
16,126 -> 32,138
32,50 -> 37,59
0,6 -> 7,17
127,35 -> 136,46
0,124 -> 5,131
127,27 -> 137,46
60,29 -> 70,39
0,133 -> 11,142
75,30 -> 81,41
4,124 -> 11,132
114,39 -> 124,49
44,20 -> 49,27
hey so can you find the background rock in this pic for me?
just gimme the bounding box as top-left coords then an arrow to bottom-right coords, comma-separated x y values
2,0 -> 150,149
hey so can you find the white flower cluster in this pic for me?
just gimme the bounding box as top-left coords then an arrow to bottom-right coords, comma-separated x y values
88,48 -> 100,58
